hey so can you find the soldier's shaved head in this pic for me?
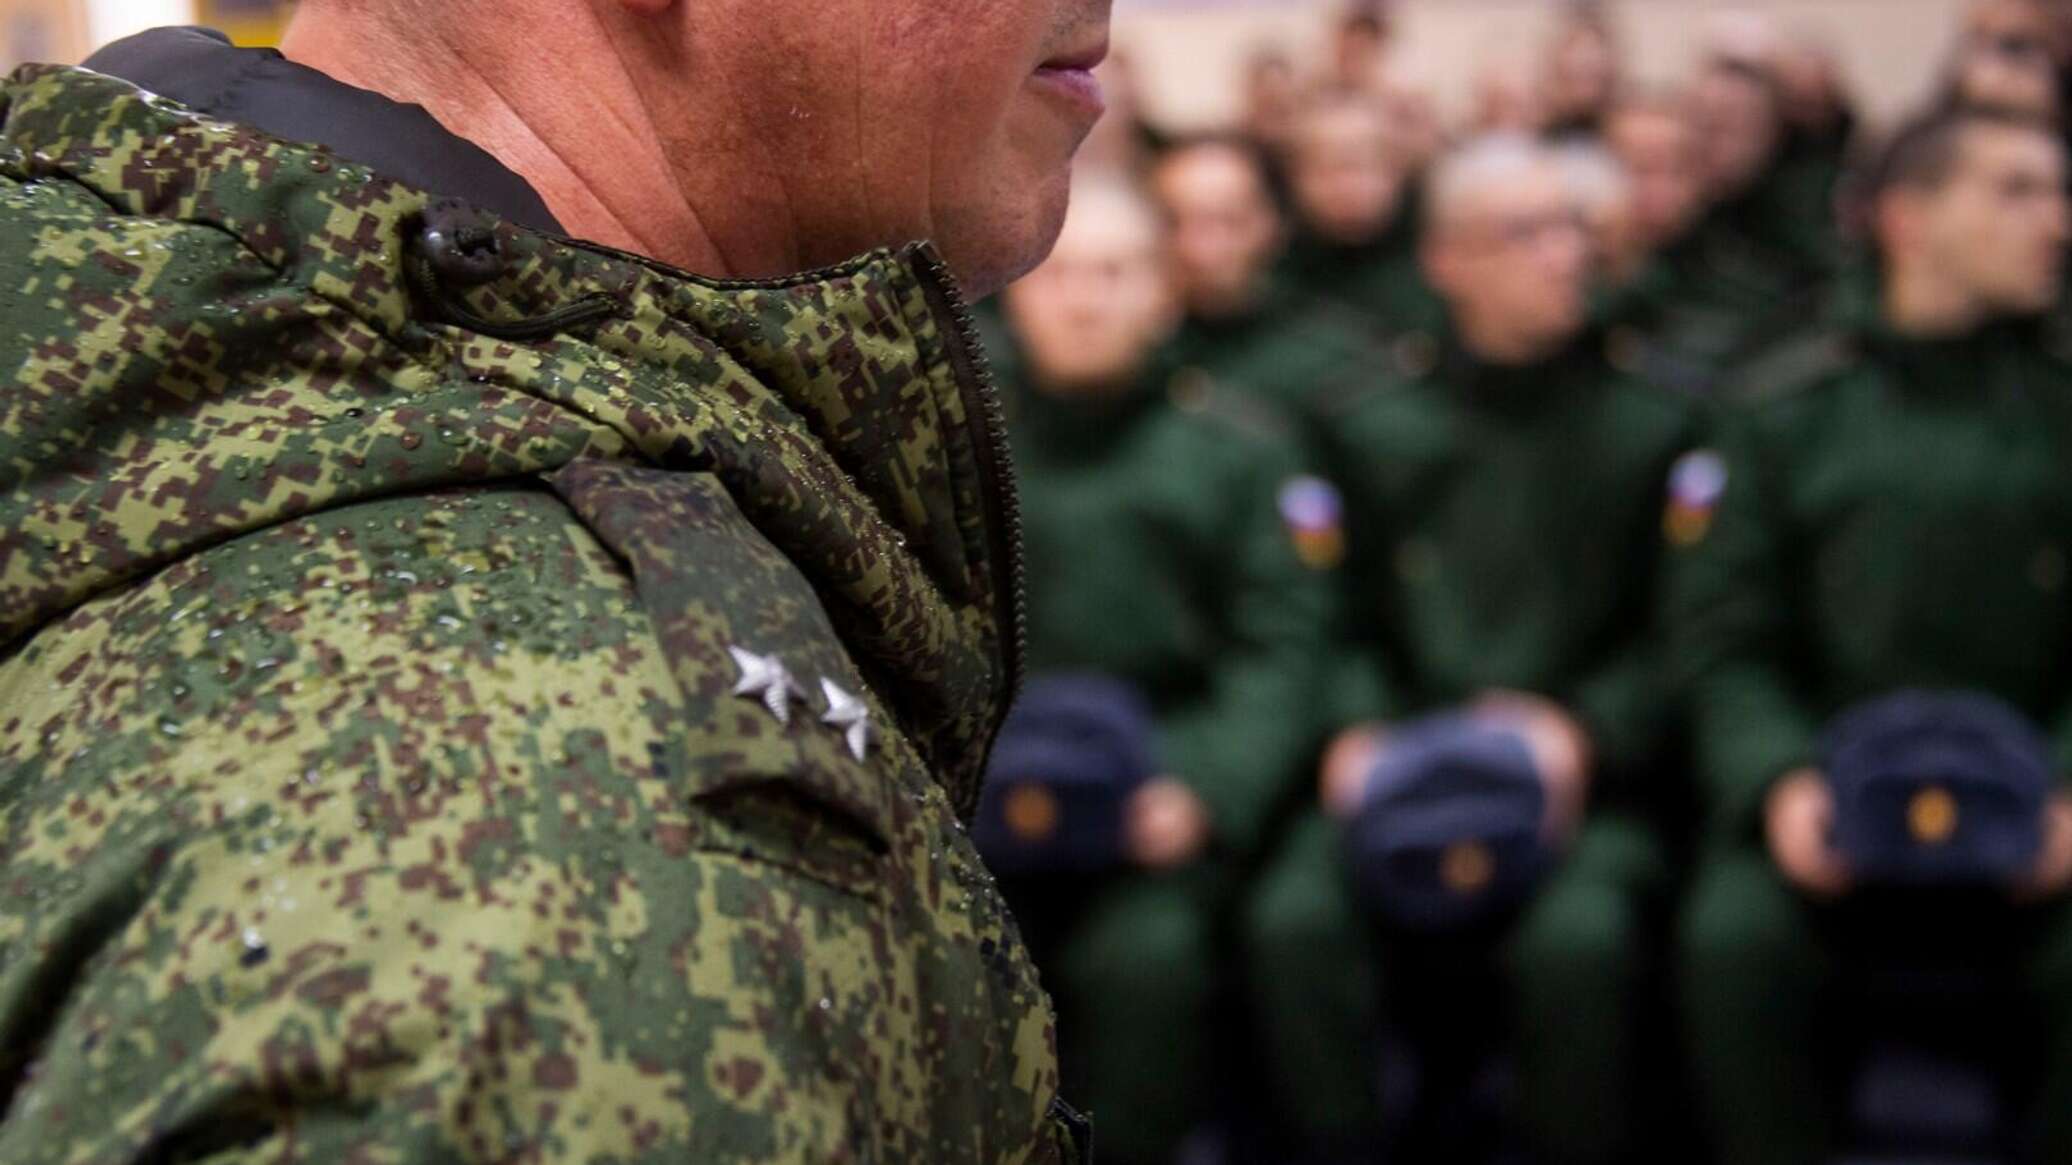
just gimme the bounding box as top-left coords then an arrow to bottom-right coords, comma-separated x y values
1874,108 -> 2068,322
283,0 -> 1114,296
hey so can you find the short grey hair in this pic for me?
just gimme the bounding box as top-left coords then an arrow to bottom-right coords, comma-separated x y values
1552,141 -> 1632,216
1422,133 -> 1559,232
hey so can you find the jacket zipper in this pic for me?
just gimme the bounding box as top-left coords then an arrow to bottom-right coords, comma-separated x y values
908,247 -> 1030,760
542,230 -> 1029,792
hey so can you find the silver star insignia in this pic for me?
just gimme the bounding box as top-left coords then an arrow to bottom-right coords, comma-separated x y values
729,647 -> 804,726
820,678 -> 874,761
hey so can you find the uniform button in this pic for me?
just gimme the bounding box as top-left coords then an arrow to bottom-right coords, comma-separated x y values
2032,545 -> 2068,593
416,198 -> 509,286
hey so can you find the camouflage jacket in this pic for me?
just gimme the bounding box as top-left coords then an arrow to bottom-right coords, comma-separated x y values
0,63 -> 1087,1164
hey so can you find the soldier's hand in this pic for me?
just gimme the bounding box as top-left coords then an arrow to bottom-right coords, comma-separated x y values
1473,691 -> 1593,842
1766,768 -> 1853,899
2014,793 -> 2072,902
1127,777 -> 1212,870
1320,723 -> 1388,818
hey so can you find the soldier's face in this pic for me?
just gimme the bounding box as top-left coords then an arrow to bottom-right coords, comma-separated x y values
1003,190 -> 1179,392
1690,67 -> 1782,197
1546,24 -> 1618,122
1288,103 -> 1407,245
1428,172 -> 1591,352
1926,126 -> 2070,314
1953,2 -> 2062,118
1474,62 -> 1545,135
1775,43 -> 1845,128
1153,146 -> 1285,316
649,0 -> 1113,297
1607,108 -> 1707,249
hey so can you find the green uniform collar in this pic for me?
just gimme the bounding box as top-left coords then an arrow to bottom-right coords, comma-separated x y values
1004,347 -> 1175,464
1829,273 -> 2049,398
1430,324 -> 1609,417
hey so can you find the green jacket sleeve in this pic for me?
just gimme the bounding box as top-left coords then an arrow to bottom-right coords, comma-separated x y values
1671,419 -> 1822,840
1159,453 -> 1336,858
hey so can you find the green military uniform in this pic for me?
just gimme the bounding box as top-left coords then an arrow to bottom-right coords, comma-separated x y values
1165,279 -> 1385,429
1242,327 -> 1694,1162
1673,295 -> 2072,1164
0,61 -> 1088,1164
997,352 -> 1334,1164
1277,221 -> 1444,344
1772,116 -> 1854,272
1602,174 -> 1838,399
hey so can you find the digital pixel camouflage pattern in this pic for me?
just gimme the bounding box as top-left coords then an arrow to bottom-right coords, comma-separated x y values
0,63 -> 1086,1163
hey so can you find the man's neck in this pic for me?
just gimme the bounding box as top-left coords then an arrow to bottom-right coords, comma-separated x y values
280,7 -> 755,276
1189,276 -> 1272,323
1883,264 -> 1991,339
1454,309 -> 1563,367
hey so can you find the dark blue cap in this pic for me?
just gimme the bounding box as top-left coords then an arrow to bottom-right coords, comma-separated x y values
1825,690 -> 2052,887
974,675 -> 1160,876
1342,712 -> 1552,932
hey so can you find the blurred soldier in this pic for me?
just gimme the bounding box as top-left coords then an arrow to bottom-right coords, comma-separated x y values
1243,135 -> 1694,1164
1604,96 -> 1710,263
998,178 -> 1334,1165
1382,84 -> 1448,175
1153,137 -> 1382,431
1945,0 -> 2063,118
1693,52 -> 1841,274
1609,59 -> 1834,396
1772,30 -> 1859,251
1278,91 -> 1443,338
1776,33 -> 1854,144
0,0 -> 1113,1158
1554,141 -> 1646,288
1243,46 -> 1304,158
1598,94 -> 1742,391
1676,107 -> 2072,1165
1542,2 -> 1623,141
1474,55 -> 1549,137
1330,2 -> 1396,98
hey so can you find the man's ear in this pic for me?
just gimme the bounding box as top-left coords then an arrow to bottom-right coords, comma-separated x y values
1420,235 -> 1457,299
1875,189 -> 1923,264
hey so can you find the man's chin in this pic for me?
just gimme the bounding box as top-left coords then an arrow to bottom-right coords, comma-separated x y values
945,171 -> 1073,299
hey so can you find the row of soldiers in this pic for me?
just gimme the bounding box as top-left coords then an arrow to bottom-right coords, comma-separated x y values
975,9 -> 2072,1162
